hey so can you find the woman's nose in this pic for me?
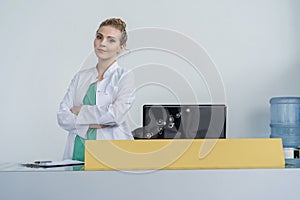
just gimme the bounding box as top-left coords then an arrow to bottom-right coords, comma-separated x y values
99,38 -> 107,46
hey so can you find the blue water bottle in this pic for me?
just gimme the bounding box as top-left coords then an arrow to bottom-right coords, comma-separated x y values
270,97 -> 300,167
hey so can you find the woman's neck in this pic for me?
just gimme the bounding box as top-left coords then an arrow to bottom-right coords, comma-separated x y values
96,59 -> 116,80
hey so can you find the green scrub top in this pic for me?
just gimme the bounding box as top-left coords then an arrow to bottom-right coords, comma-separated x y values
72,82 -> 97,161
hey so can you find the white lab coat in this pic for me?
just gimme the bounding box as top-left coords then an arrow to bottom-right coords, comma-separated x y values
57,62 -> 135,160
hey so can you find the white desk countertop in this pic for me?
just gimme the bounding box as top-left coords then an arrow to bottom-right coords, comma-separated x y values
0,163 -> 299,200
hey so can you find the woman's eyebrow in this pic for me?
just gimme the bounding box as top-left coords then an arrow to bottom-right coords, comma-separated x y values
97,32 -> 117,39
107,36 -> 116,39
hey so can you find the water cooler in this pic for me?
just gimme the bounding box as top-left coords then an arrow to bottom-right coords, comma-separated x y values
270,97 -> 300,167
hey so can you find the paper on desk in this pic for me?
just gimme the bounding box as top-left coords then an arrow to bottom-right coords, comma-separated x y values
23,159 -> 84,168
38,160 -> 84,167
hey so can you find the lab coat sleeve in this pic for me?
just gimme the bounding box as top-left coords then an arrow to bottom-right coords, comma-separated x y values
57,74 -> 89,137
76,71 -> 135,126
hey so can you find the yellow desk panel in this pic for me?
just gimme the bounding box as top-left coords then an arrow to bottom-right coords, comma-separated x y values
85,138 -> 284,170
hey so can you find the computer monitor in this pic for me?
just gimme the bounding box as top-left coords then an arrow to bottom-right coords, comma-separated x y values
139,104 -> 226,139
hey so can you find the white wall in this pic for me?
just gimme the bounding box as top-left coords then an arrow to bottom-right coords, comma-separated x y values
0,0 -> 299,162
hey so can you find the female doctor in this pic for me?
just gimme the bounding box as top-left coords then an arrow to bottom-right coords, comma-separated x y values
57,18 -> 135,161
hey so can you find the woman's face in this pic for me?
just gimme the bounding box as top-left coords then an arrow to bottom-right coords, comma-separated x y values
94,25 -> 124,61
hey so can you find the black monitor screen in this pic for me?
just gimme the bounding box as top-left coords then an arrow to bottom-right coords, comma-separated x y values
140,105 -> 226,139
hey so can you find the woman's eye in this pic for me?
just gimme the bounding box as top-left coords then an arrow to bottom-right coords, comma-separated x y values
96,35 -> 102,39
109,39 -> 115,43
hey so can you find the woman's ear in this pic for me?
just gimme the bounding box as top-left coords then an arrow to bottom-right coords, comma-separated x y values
120,44 -> 125,51
118,44 -> 125,54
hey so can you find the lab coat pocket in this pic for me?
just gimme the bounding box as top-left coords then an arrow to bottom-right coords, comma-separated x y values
96,85 -> 114,106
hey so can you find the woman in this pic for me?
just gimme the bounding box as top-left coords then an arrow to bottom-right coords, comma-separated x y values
57,18 -> 135,161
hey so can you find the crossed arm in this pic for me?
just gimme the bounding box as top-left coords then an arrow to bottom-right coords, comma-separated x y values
70,104 -> 108,129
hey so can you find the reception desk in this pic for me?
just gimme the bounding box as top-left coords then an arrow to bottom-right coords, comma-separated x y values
0,138 -> 297,200
0,165 -> 299,200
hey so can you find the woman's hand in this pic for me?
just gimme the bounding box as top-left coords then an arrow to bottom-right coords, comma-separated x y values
70,105 -> 83,116
89,124 -> 108,129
